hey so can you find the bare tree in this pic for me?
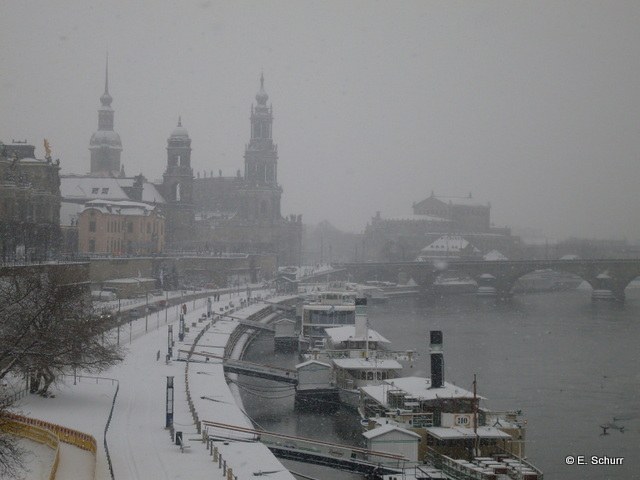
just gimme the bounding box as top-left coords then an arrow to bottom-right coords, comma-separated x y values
0,273 -> 123,395
0,389 -> 29,479
0,270 -> 123,476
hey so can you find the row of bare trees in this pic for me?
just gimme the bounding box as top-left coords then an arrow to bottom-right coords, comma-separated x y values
0,271 -> 123,477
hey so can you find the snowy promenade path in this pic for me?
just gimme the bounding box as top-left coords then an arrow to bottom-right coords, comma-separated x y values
18,291 -> 296,480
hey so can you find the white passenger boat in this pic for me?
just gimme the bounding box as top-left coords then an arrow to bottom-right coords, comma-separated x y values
298,289 -> 357,353
302,297 -> 416,407
359,332 -> 544,479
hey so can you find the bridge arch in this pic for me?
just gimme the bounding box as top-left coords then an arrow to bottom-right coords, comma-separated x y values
340,259 -> 640,303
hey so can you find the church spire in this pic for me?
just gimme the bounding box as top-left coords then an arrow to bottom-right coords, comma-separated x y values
245,73 -> 277,186
89,55 -> 122,176
100,53 -> 113,107
255,72 -> 269,106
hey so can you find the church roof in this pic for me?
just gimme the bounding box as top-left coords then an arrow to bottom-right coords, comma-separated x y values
61,176 -> 129,200
416,193 -> 488,209
170,117 -> 189,139
89,130 -> 122,148
60,175 -> 166,204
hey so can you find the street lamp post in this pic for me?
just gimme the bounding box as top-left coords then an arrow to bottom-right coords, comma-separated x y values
145,289 -> 149,332
165,289 -> 168,324
117,293 -> 121,346
165,376 -> 174,428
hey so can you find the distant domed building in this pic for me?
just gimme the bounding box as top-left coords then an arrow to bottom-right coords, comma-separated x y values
364,193 -> 519,262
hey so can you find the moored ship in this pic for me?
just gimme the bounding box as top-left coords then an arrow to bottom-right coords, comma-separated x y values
359,332 -> 543,479
298,288 -> 358,353
302,297 -> 416,407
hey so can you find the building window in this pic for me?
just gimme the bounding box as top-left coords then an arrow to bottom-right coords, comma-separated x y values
147,223 -> 151,234
102,187 -> 109,194
89,221 -> 96,232
89,239 -> 96,252
127,222 -> 133,233
92,188 -> 99,194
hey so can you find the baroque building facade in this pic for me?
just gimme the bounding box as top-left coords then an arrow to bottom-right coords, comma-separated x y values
0,140 -> 62,261
77,199 -> 164,254
363,193 -> 519,262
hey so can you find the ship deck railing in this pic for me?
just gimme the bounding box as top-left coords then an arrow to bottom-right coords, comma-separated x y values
425,447 -> 543,480
306,349 -> 415,361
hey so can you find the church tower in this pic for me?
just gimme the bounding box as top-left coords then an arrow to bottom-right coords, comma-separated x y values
163,117 -> 193,203
240,74 -> 282,221
89,56 -> 123,176
162,118 -> 195,248
245,73 -> 278,185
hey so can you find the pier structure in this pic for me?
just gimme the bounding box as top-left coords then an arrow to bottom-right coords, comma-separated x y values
181,297 -> 404,476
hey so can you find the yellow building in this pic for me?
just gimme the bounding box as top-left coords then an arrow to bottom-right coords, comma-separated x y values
77,200 -> 164,255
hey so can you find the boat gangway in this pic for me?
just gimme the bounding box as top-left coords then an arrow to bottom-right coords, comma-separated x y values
202,420 -> 406,476
215,312 -> 276,332
178,350 -> 298,384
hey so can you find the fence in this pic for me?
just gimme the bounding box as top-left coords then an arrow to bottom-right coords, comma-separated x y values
0,415 -> 61,480
1,411 -> 98,454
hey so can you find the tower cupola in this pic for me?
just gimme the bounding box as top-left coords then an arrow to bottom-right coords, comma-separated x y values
255,73 -> 269,106
89,55 -> 123,177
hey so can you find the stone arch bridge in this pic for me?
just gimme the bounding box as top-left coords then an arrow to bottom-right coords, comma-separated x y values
337,259 -> 640,302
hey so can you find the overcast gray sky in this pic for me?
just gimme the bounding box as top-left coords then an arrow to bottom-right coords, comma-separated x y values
2,1 -> 639,241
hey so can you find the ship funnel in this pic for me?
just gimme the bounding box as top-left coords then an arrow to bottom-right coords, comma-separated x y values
430,330 -> 444,388
355,298 -> 367,339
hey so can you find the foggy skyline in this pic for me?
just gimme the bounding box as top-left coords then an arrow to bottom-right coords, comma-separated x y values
2,1 -> 640,242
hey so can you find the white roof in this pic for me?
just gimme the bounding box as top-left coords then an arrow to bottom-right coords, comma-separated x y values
325,325 -> 391,344
61,176 -> 129,200
361,376 -> 481,403
117,177 -> 166,203
432,195 -> 487,207
82,199 -> 159,216
426,426 -> 511,440
363,424 -> 422,440
60,175 -> 166,204
295,359 -> 331,369
484,250 -> 508,261
332,358 -> 403,370
421,235 -> 479,253
382,215 -> 451,223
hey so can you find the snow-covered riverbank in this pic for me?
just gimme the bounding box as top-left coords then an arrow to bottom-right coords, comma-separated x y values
16,293 -> 296,480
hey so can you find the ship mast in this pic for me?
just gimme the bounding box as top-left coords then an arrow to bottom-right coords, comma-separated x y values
473,374 -> 479,456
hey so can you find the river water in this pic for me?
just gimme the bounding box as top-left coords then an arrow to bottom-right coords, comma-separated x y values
240,287 -> 640,480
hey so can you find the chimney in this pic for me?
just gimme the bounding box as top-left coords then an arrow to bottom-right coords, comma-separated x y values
430,330 -> 444,388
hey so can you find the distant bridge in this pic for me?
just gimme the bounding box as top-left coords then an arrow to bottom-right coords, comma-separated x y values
338,259 -> 640,302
